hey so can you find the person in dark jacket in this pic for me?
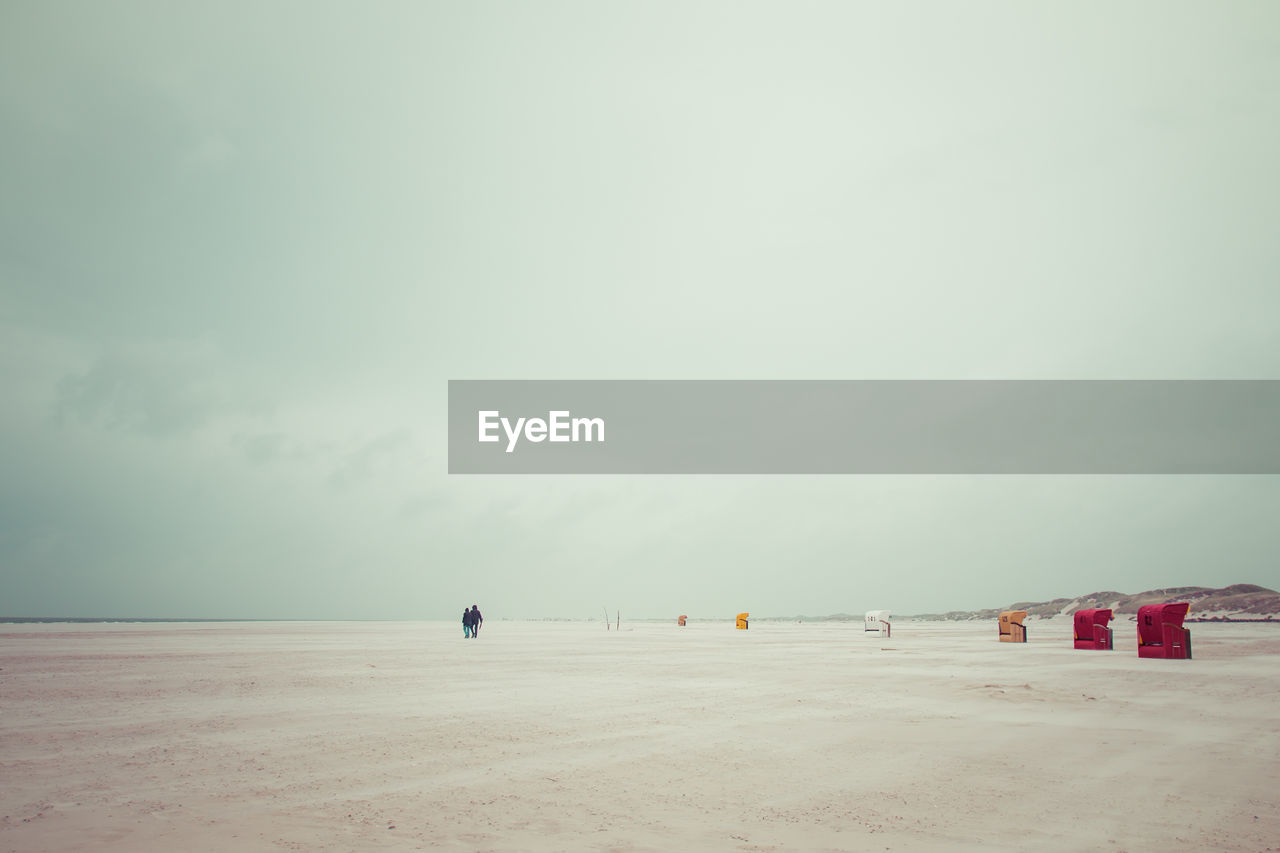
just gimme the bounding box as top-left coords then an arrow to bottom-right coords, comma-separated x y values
463,607 -> 473,638
470,605 -> 482,638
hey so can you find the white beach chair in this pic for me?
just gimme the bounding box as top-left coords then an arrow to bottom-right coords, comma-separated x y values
864,610 -> 891,637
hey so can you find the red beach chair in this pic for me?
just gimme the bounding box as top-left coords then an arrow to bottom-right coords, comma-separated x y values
1136,602 -> 1192,659
1073,608 -> 1114,650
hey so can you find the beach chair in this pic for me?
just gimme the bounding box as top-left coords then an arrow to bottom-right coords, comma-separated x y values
864,610 -> 891,637
1137,602 -> 1192,659
1073,608 -> 1114,650
998,610 -> 1028,643
736,612 -> 749,630
677,614 -> 687,626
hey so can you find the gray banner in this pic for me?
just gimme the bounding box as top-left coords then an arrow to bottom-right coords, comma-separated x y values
447,381 -> 1280,474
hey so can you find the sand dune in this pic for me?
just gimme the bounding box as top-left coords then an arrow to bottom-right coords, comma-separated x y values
909,583 -> 1280,621
2,619 -> 1277,851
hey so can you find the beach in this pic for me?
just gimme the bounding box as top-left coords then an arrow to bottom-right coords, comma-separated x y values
2,619 -> 1277,851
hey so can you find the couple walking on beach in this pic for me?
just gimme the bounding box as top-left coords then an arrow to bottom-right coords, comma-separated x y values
463,604 -> 483,638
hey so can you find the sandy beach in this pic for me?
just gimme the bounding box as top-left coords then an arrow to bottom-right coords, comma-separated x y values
2,618 -> 1277,852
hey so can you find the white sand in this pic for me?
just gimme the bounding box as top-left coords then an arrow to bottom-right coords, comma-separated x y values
2,618 -> 1277,852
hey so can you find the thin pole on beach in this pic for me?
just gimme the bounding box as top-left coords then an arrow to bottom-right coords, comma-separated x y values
603,606 -> 610,630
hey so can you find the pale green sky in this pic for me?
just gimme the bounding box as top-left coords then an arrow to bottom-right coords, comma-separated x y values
2,1 -> 1278,618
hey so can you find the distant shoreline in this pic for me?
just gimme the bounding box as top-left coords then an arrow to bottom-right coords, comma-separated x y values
3,615 -> 1276,625
0,617 -> 348,624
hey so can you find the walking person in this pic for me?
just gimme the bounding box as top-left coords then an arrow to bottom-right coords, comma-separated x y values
470,604 -> 482,638
463,607 -> 473,638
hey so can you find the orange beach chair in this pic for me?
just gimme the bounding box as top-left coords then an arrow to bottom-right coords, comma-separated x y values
998,610 -> 1028,643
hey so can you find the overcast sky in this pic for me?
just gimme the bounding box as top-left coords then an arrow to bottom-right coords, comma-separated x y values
2,1 -> 1278,620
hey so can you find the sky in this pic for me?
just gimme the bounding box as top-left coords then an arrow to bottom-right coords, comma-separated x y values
2,1 -> 1278,620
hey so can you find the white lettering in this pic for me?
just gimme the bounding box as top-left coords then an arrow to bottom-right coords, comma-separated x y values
480,411 -> 605,453
478,411 -> 500,442
573,416 -> 605,442
549,410 -> 570,442
502,416 -> 526,453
